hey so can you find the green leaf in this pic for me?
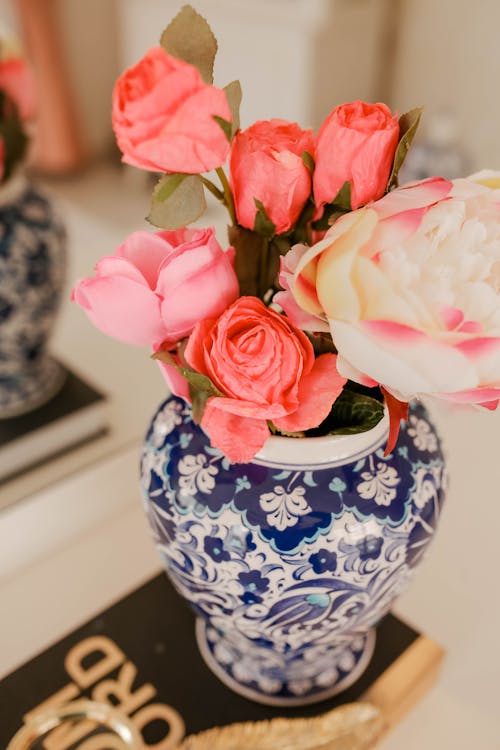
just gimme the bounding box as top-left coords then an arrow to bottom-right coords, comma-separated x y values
160,5 -> 218,84
148,173 -> 207,229
311,181 -> 352,231
155,173 -> 187,201
325,389 -> 385,435
190,386 -> 211,424
181,367 -> 223,424
213,115 -> 232,142
388,106 -> 423,190
151,350 -> 177,367
253,199 -> 276,238
331,181 -> 352,211
178,368 -> 222,397
153,348 -> 221,424
302,150 -> 315,173
224,80 -> 242,138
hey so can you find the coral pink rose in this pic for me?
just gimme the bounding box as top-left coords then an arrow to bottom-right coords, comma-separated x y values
229,119 -> 314,234
313,101 -> 399,212
289,174 -> 500,409
0,56 -> 36,121
72,227 -> 239,349
112,47 -> 232,174
185,297 -> 346,462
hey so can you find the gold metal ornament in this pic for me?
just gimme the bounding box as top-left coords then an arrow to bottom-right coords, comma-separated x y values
174,702 -> 385,750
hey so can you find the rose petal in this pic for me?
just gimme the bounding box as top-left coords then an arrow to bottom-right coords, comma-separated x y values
273,353 -> 346,432
201,402 -> 270,463
72,275 -> 166,346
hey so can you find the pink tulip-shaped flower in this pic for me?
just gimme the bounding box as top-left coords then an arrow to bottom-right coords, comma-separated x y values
229,119 -> 314,234
184,297 -> 346,462
314,101 -> 399,213
287,173 -> 500,410
72,227 -> 239,350
112,47 -> 232,174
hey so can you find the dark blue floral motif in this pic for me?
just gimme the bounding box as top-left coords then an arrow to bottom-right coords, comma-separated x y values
145,397 -> 444,556
355,535 -> 383,561
238,570 -> 270,604
204,536 -> 231,562
238,570 -> 269,593
309,549 -> 338,574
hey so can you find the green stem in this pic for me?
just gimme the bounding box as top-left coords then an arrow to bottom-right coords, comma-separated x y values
259,236 -> 269,299
216,166 -> 236,225
200,176 -> 225,202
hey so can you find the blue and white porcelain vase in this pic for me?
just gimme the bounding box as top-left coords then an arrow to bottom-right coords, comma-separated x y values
0,173 -> 67,417
141,395 -> 447,706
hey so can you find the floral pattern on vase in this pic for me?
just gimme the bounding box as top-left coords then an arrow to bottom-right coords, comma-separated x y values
0,175 -> 67,417
141,396 -> 447,706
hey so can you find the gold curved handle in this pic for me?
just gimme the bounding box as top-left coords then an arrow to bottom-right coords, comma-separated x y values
6,699 -> 143,750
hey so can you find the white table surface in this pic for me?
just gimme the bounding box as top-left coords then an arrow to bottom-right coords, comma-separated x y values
0,166 -> 499,748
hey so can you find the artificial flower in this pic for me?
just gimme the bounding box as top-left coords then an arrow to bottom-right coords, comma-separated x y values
313,100 -> 399,212
112,47 -> 232,174
72,227 -> 239,348
288,174 -> 500,408
184,296 -> 346,462
229,119 -> 314,233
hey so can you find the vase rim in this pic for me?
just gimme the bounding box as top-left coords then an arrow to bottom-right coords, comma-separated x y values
252,410 -> 389,469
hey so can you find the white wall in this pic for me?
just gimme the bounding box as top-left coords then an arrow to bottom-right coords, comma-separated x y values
390,0 -> 500,171
118,0 -> 390,130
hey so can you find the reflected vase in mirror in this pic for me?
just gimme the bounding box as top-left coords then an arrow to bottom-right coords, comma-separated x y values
141,396 -> 447,706
0,172 -> 66,417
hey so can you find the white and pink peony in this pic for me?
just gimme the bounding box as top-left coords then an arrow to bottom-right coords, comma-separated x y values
285,173 -> 500,409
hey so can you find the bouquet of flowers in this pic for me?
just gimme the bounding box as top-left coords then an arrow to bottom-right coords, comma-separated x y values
73,6 -> 500,463
0,41 -> 36,183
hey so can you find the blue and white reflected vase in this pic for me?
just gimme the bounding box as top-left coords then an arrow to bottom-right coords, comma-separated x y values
0,174 -> 66,417
141,395 -> 447,706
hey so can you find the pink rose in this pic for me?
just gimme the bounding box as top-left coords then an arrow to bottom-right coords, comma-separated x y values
72,227 -> 239,348
313,101 -> 399,212
112,47 -> 232,174
185,297 -> 346,462
229,119 -> 314,234
0,56 -> 36,121
288,174 -> 500,410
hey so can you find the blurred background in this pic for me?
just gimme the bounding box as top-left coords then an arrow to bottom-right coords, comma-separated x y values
2,0 -> 499,169
0,2 -> 499,747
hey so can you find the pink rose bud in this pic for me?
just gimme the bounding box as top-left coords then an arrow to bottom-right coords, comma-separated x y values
0,56 -> 37,121
112,47 -> 232,174
229,119 -> 314,234
313,101 -> 399,211
72,227 -> 239,348
184,297 -> 346,462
